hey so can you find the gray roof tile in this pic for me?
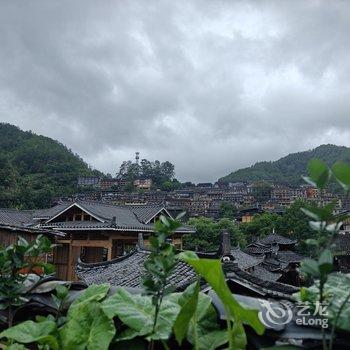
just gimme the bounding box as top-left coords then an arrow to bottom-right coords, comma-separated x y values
0,208 -> 35,226
230,248 -> 264,269
76,248 -> 195,291
258,234 -> 297,246
250,265 -> 282,282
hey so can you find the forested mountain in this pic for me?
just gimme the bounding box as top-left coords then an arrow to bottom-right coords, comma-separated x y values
0,123 -> 100,209
219,144 -> 350,186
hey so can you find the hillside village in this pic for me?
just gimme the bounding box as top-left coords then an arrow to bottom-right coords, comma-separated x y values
73,175 -> 345,220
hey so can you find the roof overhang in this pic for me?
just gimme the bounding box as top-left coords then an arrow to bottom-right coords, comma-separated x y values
50,225 -> 195,234
0,223 -> 66,237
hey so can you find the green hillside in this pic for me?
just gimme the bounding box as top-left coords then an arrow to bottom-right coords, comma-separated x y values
0,123 -> 101,209
219,144 -> 350,186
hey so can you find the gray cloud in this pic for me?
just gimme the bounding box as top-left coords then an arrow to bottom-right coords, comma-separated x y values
1,0 -> 350,182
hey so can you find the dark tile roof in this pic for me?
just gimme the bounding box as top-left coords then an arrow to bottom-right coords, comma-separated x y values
223,262 -> 299,299
230,247 -> 264,270
258,234 -> 297,246
244,243 -> 273,255
6,200 -> 194,234
250,265 -> 282,282
0,208 -> 35,226
76,248 -> 298,299
42,221 -> 112,230
33,202 -> 72,220
333,233 -> 350,255
42,220 -> 193,234
76,248 -> 196,291
128,204 -> 171,223
0,222 -> 65,237
263,258 -> 289,272
277,250 -> 304,263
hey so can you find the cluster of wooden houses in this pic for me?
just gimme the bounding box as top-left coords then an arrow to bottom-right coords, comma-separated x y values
0,199 -> 310,298
0,200 -> 193,280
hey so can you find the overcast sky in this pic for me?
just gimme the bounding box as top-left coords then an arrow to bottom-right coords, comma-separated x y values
1,1 -> 350,182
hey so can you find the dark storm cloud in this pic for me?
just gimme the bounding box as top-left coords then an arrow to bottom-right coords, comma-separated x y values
1,0 -> 350,181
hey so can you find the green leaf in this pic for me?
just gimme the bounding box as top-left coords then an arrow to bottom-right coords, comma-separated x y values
318,249 -> 333,275
300,258 -> 320,278
178,250 -> 199,261
187,295 -> 228,350
305,239 -> 318,247
102,288 -> 180,341
196,329 -> 228,350
301,200 -> 337,222
60,301 -> 115,350
102,288 -> 153,327
68,283 -> 109,315
180,257 -> 264,349
296,273 -> 350,332
0,320 -> 56,344
309,220 -> 325,231
173,282 -> 200,345
303,158 -> 330,189
55,284 -> 69,300
6,344 -> 28,350
160,215 -> 170,227
332,162 -> 350,192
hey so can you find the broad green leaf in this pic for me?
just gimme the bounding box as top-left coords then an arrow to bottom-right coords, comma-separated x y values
305,239 -> 318,247
6,344 -> 28,350
160,215 -> 170,227
173,282 -> 200,345
180,256 -> 264,349
300,258 -> 320,278
309,221 -> 326,232
102,288 -> 180,341
68,283 -> 110,315
332,162 -> 350,192
149,299 -> 180,340
102,288 -> 154,327
60,301 -> 115,350
296,273 -> 350,332
196,329 -> 228,350
178,250 -> 198,260
300,207 -> 321,221
318,249 -> 333,275
174,286 -> 227,349
303,159 -> 330,189
301,201 -> 337,222
37,335 -> 59,350
0,320 -> 56,344
56,284 -> 69,299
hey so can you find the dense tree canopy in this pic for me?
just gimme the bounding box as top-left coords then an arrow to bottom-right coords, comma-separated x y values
117,158 -> 179,190
219,144 -> 350,187
185,201 -> 314,254
218,202 -> 237,220
183,217 -> 246,251
0,123 -> 100,209
239,200 -> 314,254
